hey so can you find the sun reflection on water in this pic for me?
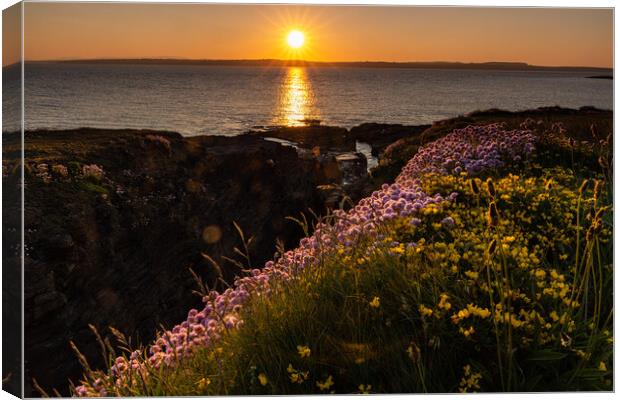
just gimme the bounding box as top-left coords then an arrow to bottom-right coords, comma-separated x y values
275,67 -> 319,127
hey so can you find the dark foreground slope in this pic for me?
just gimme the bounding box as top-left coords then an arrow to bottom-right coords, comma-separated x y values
3,129 -> 356,395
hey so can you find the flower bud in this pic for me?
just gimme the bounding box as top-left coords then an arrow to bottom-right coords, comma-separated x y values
487,202 -> 499,228
486,178 -> 496,198
578,179 -> 588,196
487,239 -> 497,255
593,180 -> 602,202
470,179 -> 480,195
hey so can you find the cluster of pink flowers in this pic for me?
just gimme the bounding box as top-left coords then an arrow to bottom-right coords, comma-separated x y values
52,164 -> 69,178
82,164 -> 105,180
35,163 -> 52,183
397,124 -> 536,178
31,163 -> 69,183
75,124 -> 536,396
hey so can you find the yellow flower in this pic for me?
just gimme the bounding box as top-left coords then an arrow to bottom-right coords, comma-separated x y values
438,294 -> 452,311
197,377 -> 211,390
467,304 -> 491,319
316,375 -> 334,391
459,364 -> 482,392
599,361 -> 607,372
390,244 -> 405,254
418,304 -> 434,317
258,373 -> 268,386
369,296 -> 381,308
502,236 -> 515,243
459,326 -> 475,337
287,364 -> 309,384
358,384 -> 372,394
451,308 -> 470,324
297,345 -> 311,358
464,270 -> 479,280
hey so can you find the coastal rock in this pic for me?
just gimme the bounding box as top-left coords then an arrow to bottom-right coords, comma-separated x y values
249,125 -> 352,152
348,123 -> 431,156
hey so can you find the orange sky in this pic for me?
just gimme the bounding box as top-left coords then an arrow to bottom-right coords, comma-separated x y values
11,3 -> 614,68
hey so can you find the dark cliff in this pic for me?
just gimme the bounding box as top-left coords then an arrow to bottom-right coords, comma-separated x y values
3,129 -> 343,395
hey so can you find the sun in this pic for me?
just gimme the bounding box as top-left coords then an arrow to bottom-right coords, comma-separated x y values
287,30 -> 305,49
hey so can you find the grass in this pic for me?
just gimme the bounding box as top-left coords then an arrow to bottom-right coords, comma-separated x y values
69,119 -> 613,396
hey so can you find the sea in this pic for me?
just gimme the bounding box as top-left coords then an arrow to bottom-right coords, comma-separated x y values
2,62 -> 613,135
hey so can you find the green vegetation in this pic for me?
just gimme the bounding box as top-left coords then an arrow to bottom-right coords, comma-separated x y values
70,117 -> 612,396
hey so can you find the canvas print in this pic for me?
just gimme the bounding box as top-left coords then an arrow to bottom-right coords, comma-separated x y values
1,1 -> 614,397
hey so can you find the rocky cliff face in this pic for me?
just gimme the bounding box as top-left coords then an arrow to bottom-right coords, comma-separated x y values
3,129 -> 358,395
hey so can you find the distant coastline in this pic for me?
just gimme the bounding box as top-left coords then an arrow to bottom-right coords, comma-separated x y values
21,58 -> 613,73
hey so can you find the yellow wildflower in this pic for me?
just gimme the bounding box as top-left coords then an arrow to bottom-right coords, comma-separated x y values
419,304 -> 434,317
258,373 -> 268,386
390,244 -> 405,254
467,304 -> 491,319
287,364 -> 309,384
438,294 -> 452,311
451,308 -> 471,324
464,270 -> 479,280
297,345 -> 311,358
502,236 -> 515,243
358,384 -> 372,394
599,361 -> 607,372
197,377 -> 211,390
369,297 -> 381,308
459,326 -> 475,337
459,364 -> 482,392
316,375 -> 334,391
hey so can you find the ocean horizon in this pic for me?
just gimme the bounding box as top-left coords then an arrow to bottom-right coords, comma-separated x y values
3,62 -> 613,135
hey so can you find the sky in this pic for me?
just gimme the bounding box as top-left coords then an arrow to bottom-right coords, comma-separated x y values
2,2 -> 20,67
8,3 -> 614,67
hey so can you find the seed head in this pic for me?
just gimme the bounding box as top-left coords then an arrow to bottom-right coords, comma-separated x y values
487,239 -> 497,255
593,180 -> 602,202
486,178 -> 496,198
487,202 -> 499,227
470,179 -> 480,195
578,179 -> 588,196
